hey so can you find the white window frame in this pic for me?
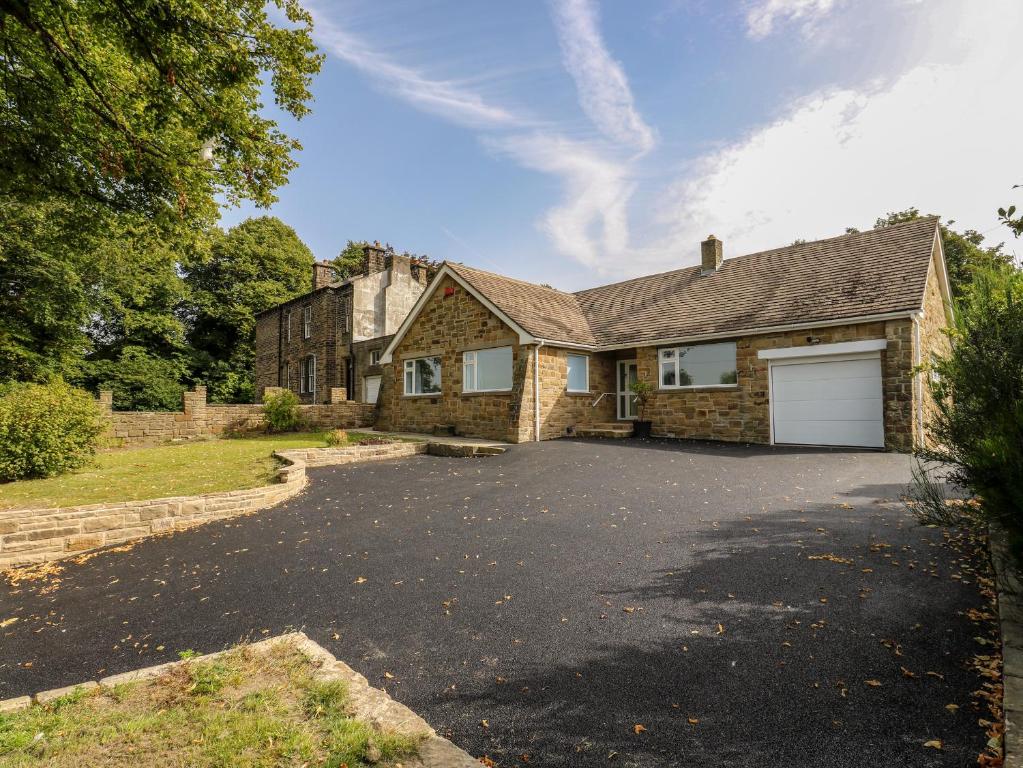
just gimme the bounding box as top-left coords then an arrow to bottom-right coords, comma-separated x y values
566,353 -> 589,393
369,349 -> 382,366
658,342 -> 738,390
462,346 -> 513,393
303,306 -> 312,339
285,310 -> 292,342
300,355 -> 316,395
403,356 -> 442,396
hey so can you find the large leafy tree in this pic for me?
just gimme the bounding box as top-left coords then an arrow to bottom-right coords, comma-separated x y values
872,208 -> 1013,300
185,216 -> 313,403
0,0 -> 322,220
331,240 -> 369,281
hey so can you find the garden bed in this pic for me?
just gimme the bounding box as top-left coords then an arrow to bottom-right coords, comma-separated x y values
0,636 -> 425,767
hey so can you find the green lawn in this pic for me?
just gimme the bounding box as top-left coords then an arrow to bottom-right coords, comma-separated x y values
0,432 -> 380,511
0,640 -> 422,767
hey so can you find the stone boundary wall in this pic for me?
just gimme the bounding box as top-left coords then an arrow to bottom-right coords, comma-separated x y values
0,442 -> 425,569
99,386 -> 376,446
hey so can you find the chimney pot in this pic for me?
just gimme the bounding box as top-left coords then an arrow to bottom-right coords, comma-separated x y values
701,235 -> 723,274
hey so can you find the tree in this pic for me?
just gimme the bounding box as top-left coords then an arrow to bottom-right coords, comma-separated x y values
999,186 -> 1022,237
0,0 -> 323,221
0,198 -> 94,381
872,208 -> 1013,300
331,240 -> 369,281
185,216 -> 313,402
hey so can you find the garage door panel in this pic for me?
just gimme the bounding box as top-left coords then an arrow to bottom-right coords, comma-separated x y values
772,376 -> 880,403
772,397 -> 882,423
770,355 -> 884,448
774,419 -> 885,448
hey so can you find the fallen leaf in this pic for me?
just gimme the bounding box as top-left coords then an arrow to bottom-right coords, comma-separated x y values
864,679 -> 882,687
0,617 -> 18,628
687,717 -> 699,725
923,739 -> 943,750
353,576 -> 367,584
383,671 -> 394,679
945,703 -> 959,712
716,623 -> 725,635
633,724 -> 647,734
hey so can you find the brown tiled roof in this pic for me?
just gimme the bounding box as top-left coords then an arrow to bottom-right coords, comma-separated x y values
449,217 -> 939,348
447,262 -> 597,346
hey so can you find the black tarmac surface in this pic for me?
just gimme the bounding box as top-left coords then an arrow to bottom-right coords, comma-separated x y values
0,439 -> 992,766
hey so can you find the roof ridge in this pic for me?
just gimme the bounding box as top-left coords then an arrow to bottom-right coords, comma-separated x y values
575,216 -> 939,297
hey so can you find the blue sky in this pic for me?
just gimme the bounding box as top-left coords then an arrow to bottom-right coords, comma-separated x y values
223,0 -> 1023,290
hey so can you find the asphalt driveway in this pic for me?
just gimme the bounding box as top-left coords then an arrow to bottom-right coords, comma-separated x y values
0,439 -> 993,766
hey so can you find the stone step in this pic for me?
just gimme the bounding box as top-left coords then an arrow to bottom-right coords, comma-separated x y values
575,423 -> 634,439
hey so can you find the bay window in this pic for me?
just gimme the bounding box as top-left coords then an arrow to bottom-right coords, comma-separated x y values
659,342 -> 737,388
463,346 -> 512,392
404,356 -> 442,395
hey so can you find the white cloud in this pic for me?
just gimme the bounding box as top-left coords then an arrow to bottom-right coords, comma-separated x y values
650,0 -> 1023,272
488,134 -> 632,269
307,3 -> 523,129
550,0 -> 657,153
745,0 -> 838,39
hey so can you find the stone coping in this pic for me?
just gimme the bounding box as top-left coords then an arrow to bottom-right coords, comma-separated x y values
0,441 -> 427,570
992,527 -> 1021,767
0,632 -> 479,768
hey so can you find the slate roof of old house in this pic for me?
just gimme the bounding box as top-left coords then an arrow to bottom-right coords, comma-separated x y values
445,217 -> 940,348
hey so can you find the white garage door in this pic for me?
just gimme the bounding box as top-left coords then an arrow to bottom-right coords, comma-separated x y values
770,355 -> 884,448
363,375 -> 381,404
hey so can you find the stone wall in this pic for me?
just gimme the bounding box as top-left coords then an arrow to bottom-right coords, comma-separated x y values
517,347 -> 617,441
0,442 -> 426,569
916,247 -> 953,446
99,387 -> 376,446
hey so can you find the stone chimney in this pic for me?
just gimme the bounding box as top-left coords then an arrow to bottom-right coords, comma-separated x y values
313,261 -> 334,289
362,242 -> 388,275
701,235 -> 723,274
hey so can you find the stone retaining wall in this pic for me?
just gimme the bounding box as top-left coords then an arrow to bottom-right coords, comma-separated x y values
100,387 -> 377,446
0,442 -> 425,569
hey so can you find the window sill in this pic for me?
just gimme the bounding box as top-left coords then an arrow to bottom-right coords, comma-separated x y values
658,384 -> 739,392
402,393 -> 442,399
461,389 -> 513,397
566,390 -> 591,396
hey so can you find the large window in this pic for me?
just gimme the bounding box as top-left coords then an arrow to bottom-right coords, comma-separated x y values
302,306 -> 312,339
566,354 -> 589,393
404,356 -> 442,395
659,342 -> 737,388
300,355 -> 316,395
462,346 -> 513,393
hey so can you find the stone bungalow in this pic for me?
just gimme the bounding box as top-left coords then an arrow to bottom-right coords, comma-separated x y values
255,244 -> 434,404
376,218 -> 952,451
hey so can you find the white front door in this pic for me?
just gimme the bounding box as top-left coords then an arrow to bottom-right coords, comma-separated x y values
770,355 -> 884,448
617,360 -> 638,420
364,375 -> 381,404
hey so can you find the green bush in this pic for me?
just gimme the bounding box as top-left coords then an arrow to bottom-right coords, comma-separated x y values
324,428 -> 348,447
913,266 -> 1023,559
0,379 -> 105,481
262,389 -> 302,433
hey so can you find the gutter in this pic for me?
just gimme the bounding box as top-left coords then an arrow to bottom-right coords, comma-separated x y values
533,340 -> 546,442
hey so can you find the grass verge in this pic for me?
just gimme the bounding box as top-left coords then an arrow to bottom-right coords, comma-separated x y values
0,432 -> 385,511
0,641 -> 423,767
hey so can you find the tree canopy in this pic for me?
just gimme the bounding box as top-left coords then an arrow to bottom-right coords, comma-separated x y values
0,0 -> 322,220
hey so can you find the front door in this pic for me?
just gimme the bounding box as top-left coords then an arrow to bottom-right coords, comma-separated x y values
617,360 -> 638,420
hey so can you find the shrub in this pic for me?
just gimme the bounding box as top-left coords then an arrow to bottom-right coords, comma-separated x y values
324,429 -> 348,447
262,389 -> 301,433
0,378 -> 105,481
913,266 -> 1023,559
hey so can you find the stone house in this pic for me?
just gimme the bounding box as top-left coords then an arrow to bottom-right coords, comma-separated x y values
254,244 -> 433,404
376,218 -> 953,450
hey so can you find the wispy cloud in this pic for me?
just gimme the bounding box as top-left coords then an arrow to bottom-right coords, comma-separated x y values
307,3 -> 524,129
549,0 -> 656,154
488,133 -> 632,270
745,0 -> 838,39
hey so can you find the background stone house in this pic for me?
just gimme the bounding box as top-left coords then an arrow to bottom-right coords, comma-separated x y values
254,244 -> 433,404
376,218 -> 952,451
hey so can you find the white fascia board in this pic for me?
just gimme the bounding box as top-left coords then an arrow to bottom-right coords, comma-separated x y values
757,338 -> 888,360
379,265 -> 536,364
929,225 -> 955,325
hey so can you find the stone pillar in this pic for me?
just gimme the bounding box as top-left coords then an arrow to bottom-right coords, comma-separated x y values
97,390 -> 113,415
182,386 -> 207,420
329,387 -> 348,404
